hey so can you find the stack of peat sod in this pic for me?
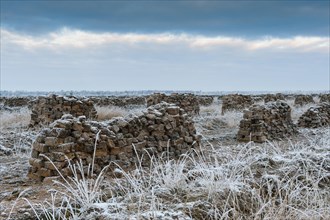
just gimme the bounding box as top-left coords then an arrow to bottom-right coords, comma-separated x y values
0,97 -> 33,107
147,93 -> 200,115
221,94 -> 253,114
298,103 -> 330,128
28,102 -> 200,181
90,96 -> 146,107
30,94 -> 97,127
197,96 -> 214,106
251,96 -> 263,103
319,94 -> 330,103
237,101 -> 298,143
264,93 -> 285,103
294,95 -> 315,106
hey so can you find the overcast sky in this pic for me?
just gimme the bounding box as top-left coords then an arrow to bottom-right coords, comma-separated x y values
1,0 -> 329,92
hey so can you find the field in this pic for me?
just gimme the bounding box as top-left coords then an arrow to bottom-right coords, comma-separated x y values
0,95 -> 329,220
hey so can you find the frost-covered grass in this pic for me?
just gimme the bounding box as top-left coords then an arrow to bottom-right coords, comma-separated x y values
0,128 -> 36,157
198,103 -> 243,130
11,129 -> 34,157
290,103 -> 316,124
7,132 -> 107,220
284,99 -> 318,124
95,105 -> 145,121
95,105 -> 128,121
198,100 -> 320,130
314,96 -> 321,104
4,102 -> 330,219
0,107 -> 31,129
10,127 -> 329,220
102,128 -> 329,219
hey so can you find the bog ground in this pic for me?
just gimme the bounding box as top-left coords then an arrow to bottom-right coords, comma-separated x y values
0,93 -> 329,220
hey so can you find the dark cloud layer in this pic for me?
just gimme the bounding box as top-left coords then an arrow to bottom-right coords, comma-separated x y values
1,1 -> 329,36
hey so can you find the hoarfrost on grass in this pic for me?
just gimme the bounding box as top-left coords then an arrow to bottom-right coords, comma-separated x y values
3,101 -> 330,219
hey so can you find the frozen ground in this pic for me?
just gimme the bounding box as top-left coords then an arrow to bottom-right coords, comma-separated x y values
0,101 -> 329,219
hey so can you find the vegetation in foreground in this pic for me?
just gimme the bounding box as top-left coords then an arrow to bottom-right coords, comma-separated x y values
1,101 -> 329,219
5,132 -> 330,219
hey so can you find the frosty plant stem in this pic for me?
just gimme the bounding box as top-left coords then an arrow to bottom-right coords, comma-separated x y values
38,130 -> 109,214
7,188 -> 32,220
91,130 -> 101,175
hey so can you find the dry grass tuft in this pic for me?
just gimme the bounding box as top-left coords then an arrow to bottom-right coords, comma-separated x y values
198,103 -> 243,129
4,101 -> 330,219
18,127 -> 328,219
95,105 -> 145,121
95,105 -> 129,121
0,107 -> 31,129
291,103 -> 316,124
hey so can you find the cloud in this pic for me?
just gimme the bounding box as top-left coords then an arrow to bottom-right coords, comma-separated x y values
2,1 -> 329,36
1,27 -> 328,92
1,28 -> 329,53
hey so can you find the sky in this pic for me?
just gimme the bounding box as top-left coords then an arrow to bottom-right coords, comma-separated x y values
1,0 -> 329,92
